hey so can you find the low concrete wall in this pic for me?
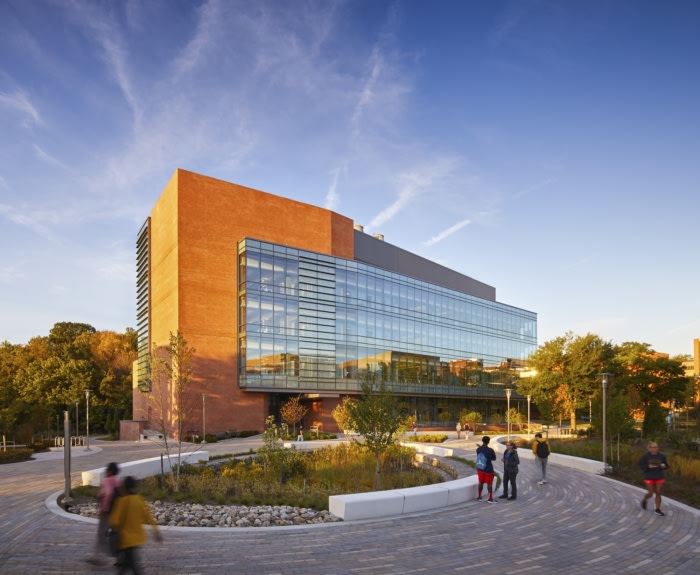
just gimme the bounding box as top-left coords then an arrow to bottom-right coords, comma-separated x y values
328,442 -> 478,521
492,435 -> 604,474
398,442 -> 454,457
329,476 -> 479,521
81,450 -> 210,486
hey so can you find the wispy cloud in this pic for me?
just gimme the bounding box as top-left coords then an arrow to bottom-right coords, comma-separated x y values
64,1 -> 142,128
0,89 -> 41,126
351,47 -> 384,139
424,218 -> 472,247
0,203 -> 57,237
33,144 -> 69,170
324,165 -> 344,212
170,0 -> 223,82
367,156 -> 462,231
512,177 -> 558,199
368,172 -> 423,230
489,0 -> 538,47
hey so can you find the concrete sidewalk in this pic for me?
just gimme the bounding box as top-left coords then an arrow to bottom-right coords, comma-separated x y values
1,437 -> 699,574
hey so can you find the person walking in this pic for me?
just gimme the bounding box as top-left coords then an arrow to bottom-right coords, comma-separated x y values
86,461 -> 123,567
639,442 -> 670,516
109,476 -> 162,574
532,433 -> 550,484
475,436 -> 497,503
456,421 -> 462,440
498,440 -> 520,500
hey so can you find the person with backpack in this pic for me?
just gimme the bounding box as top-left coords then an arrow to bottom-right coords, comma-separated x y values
86,461 -> 123,567
498,440 -> 520,500
475,436 -> 497,503
532,433 -> 550,485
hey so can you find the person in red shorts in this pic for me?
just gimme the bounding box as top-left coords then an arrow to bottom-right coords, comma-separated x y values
475,436 -> 497,503
639,442 -> 669,516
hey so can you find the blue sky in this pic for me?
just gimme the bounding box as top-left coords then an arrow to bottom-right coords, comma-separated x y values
1,0 -> 698,357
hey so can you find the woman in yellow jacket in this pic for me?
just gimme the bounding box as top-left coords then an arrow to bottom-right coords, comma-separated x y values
109,476 -> 162,574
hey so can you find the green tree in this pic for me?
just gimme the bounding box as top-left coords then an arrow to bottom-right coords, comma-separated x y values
520,332 -> 614,430
460,410 -> 482,433
614,342 -> 690,408
642,400 -> 667,440
346,381 -> 404,489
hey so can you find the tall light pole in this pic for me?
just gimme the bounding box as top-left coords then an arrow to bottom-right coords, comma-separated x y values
75,401 -> 79,438
85,389 -> 91,451
601,373 -> 610,473
201,394 -> 207,444
527,395 -> 531,439
505,388 -> 512,440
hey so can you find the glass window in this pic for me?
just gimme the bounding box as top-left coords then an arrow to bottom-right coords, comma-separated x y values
260,253 -> 274,292
238,239 -> 536,393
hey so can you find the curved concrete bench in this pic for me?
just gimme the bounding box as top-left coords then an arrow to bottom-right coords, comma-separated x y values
328,442 -> 479,521
81,450 -> 210,486
491,435 -> 604,474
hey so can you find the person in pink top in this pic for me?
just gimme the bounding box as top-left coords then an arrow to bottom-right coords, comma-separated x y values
86,461 -> 123,566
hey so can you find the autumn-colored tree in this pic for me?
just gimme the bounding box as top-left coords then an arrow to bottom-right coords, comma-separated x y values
280,395 -> 308,435
331,396 -> 356,433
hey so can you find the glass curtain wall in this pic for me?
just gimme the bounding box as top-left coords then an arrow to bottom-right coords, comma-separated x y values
238,239 -> 537,400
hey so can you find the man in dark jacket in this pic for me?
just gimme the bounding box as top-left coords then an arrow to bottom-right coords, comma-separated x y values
475,436 -> 497,503
498,440 -> 520,500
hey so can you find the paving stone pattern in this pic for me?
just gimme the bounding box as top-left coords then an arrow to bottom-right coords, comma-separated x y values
1,437 -> 699,575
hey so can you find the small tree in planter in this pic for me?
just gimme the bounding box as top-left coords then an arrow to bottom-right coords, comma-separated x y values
280,395 -> 308,437
461,410 -> 482,436
332,396 -> 357,435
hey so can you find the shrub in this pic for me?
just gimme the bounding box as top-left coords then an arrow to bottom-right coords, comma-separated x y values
31,440 -> 52,452
0,448 -> 34,464
137,442 -> 441,510
403,433 -> 448,443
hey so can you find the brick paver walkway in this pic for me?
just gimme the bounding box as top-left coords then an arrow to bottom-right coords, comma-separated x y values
1,437 -> 699,574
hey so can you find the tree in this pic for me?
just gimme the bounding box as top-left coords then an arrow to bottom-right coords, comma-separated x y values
460,410 -> 482,433
346,381 -> 404,489
520,332 -> 614,430
642,401 -> 667,440
280,395 -> 308,435
148,331 -> 197,492
332,396 -> 356,433
90,330 -> 137,428
614,342 -> 690,408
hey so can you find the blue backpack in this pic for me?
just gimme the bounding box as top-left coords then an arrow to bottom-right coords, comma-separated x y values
476,451 -> 488,470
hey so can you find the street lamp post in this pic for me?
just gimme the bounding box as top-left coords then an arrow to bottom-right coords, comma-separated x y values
601,373 -> 610,473
527,395 -> 531,439
505,388 -> 512,441
75,402 -> 79,438
85,389 -> 91,451
201,394 -> 207,444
